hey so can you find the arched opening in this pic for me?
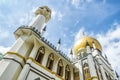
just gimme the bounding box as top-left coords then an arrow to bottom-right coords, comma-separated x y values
65,65 -> 71,80
46,53 -> 54,70
83,63 -> 91,80
57,59 -> 64,77
35,46 -> 45,64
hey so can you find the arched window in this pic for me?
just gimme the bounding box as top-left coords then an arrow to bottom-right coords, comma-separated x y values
46,53 -> 54,70
65,65 -> 71,80
83,63 -> 91,80
35,46 -> 45,64
57,59 -> 64,77
83,63 -> 88,67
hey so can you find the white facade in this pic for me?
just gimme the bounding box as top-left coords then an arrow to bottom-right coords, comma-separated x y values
0,6 -> 119,80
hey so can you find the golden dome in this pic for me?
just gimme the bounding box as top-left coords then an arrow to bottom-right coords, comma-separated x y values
73,36 -> 102,55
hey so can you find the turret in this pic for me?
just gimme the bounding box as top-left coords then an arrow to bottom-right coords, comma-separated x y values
69,49 -> 73,61
57,38 -> 61,51
41,26 -> 47,36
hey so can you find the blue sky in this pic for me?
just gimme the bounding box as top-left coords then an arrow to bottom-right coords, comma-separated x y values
0,0 -> 120,75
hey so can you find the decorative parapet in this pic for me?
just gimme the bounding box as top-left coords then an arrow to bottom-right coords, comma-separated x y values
15,26 -> 71,62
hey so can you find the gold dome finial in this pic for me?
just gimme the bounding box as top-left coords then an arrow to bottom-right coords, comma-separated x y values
82,32 -> 85,36
35,6 -> 51,23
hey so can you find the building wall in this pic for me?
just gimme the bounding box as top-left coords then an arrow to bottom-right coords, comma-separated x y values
17,33 -> 75,80
0,26 -> 117,80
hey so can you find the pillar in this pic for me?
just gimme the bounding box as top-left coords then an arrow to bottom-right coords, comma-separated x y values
96,56 -> 107,80
18,40 -> 39,80
86,42 -> 98,80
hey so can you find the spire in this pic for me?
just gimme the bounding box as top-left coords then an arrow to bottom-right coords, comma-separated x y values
115,71 -> 119,78
69,49 -> 73,61
70,49 -> 73,55
104,54 -> 108,60
41,26 -> 47,36
57,38 -> 61,51
83,32 -> 85,36
58,38 -> 61,44
82,32 -> 85,37
43,26 -> 46,31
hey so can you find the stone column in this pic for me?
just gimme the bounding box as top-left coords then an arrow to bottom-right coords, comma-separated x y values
96,56 -> 107,80
18,41 -> 39,80
78,59 -> 84,80
86,42 -> 98,80
87,53 -> 98,80
10,36 -> 31,58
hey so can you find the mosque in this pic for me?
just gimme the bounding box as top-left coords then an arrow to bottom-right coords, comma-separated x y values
0,6 -> 119,80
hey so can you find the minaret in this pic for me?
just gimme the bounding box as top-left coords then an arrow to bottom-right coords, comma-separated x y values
115,71 -> 120,80
28,6 -> 51,32
0,6 -> 51,80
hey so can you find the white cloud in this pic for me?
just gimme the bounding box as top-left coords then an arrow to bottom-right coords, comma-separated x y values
71,0 -> 80,8
70,0 -> 119,26
51,8 -> 64,21
51,9 -> 57,19
0,46 -> 11,54
86,0 -> 93,3
0,28 -> 10,40
71,0 -> 94,8
96,23 -> 120,73
74,22 -> 120,74
58,12 -> 64,21
75,26 -> 94,41
74,20 -> 80,26
75,27 -> 85,41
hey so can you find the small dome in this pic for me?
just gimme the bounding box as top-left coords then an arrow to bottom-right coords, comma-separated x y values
73,36 -> 102,55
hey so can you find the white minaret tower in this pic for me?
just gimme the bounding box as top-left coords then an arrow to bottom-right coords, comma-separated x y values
28,6 -> 51,32
0,6 -> 51,80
